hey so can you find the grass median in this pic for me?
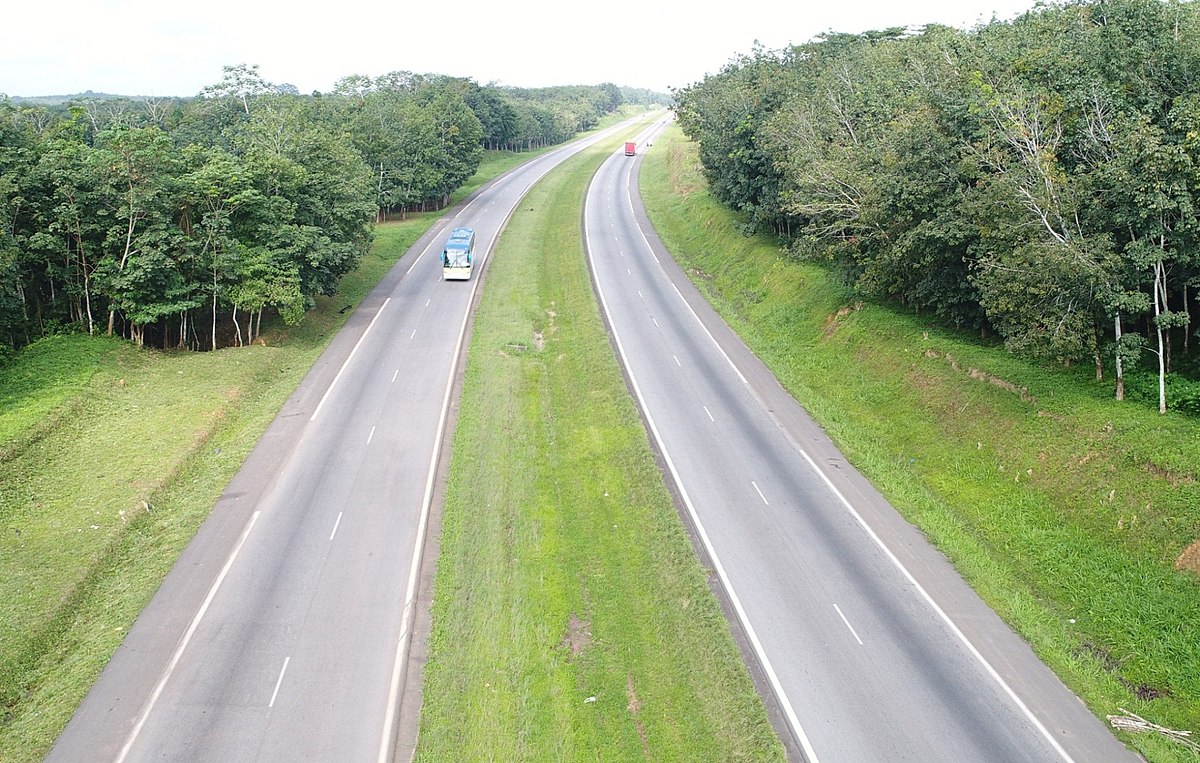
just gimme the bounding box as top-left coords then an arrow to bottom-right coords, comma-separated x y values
415,137 -> 785,760
640,123 -> 1200,762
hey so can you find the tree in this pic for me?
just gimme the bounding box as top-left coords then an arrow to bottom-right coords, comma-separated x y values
200,64 -> 273,115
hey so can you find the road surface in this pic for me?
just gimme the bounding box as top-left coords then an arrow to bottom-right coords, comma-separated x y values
48,115 -> 650,763
583,116 -> 1138,763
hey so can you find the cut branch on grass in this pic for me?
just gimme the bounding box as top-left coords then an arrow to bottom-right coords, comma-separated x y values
1107,709 -> 1199,753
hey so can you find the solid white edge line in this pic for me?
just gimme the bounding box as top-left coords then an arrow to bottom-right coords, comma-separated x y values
310,298 -> 392,422
377,259 -> 477,763
796,447 -> 1075,762
268,656 -> 291,708
376,115 -> 658,763
833,604 -> 865,646
584,184 -> 823,763
115,510 -> 262,763
608,135 -> 1074,762
620,176 -> 748,386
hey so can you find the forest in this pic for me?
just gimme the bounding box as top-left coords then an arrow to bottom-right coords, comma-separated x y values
0,66 -> 663,353
674,0 -> 1200,413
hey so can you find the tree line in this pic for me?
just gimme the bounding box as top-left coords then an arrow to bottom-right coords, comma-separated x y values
0,66 -> 659,354
674,0 -> 1200,413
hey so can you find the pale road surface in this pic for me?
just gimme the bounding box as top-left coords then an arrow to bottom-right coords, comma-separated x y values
584,116 -> 1140,762
46,115 -> 648,763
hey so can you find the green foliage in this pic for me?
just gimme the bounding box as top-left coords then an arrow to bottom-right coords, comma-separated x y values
673,0 -> 1200,406
641,126 -> 1200,760
418,133 -> 784,762
0,69 -> 630,354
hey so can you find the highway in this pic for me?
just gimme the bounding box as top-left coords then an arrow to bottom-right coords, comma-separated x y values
584,117 -> 1138,762
47,116 -> 647,763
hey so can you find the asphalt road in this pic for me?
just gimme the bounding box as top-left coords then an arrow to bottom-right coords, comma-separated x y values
47,116 -> 648,763
584,117 -> 1139,762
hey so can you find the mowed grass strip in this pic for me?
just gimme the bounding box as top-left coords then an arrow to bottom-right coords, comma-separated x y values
416,141 -> 784,760
0,212 -> 444,760
640,124 -> 1200,762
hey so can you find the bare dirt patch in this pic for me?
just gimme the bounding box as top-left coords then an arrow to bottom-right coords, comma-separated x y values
923,349 -> 1037,404
1144,462 -> 1195,487
627,674 -> 650,757
1176,539 -> 1200,579
822,302 -> 862,338
561,613 -> 591,658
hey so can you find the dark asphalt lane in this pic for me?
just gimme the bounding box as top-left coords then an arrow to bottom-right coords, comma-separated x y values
584,117 -> 1138,763
47,115 -> 651,763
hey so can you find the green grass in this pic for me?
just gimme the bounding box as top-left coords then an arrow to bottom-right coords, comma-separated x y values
0,210 -> 446,760
640,124 -> 1200,762
415,133 -> 784,760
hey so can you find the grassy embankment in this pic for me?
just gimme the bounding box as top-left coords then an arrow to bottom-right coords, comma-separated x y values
415,137 -> 784,759
0,105 -> 656,760
0,219 -> 439,759
640,124 -> 1200,762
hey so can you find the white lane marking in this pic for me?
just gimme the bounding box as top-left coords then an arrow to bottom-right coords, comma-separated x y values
391,369 -> 399,383
619,181 -> 748,386
329,512 -> 343,541
626,268 -> 631,275
116,511 -> 262,763
652,318 -> 659,328
410,329 -> 416,340
406,233 -> 442,274
584,204 -> 822,763
703,405 -> 715,422
610,143 -> 1072,762
378,196 -> 504,761
383,124 -> 645,761
673,355 -> 681,367
269,657 -> 291,708
425,299 -> 430,307
637,290 -> 643,299
367,425 -> 376,445
310,298 -> 391,421
751,480 -> 769,506
834,604 -> 864,646
669,282 -> 748,385
794,446 -> 1075,761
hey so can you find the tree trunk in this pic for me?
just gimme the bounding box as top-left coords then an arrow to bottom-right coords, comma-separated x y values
108,202 -> 140,336
1153,260 -> 1167,414
211,281 -> 218,352
1184,281 -> 1190,353
232,304 -> 243,347
1114,312 -> 1125,401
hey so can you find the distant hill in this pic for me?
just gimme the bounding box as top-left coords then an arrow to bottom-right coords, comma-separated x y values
7,90 -> 176,105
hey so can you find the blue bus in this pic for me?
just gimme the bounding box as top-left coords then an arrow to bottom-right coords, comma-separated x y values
441,227 -> 475,280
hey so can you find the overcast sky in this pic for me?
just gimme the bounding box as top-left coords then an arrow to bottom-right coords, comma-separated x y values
3,0 -> 1042,98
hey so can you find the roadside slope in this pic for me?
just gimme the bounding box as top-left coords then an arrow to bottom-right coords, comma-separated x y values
640,124 -> 1200,762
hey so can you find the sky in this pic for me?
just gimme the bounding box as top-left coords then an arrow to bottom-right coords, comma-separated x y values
2,0 -> 1043,98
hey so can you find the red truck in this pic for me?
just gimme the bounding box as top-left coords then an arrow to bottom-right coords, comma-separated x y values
624,141 -> 636,156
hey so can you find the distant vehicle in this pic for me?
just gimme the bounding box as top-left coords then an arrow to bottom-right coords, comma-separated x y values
441,227 -> 475,280
624,141 -> 636,156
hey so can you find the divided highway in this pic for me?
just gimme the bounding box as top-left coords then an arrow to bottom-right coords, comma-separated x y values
48,116 -> 647,763
584,118 -> 1138,762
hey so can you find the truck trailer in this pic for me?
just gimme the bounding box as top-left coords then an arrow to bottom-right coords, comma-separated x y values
624,141 -> 636,156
